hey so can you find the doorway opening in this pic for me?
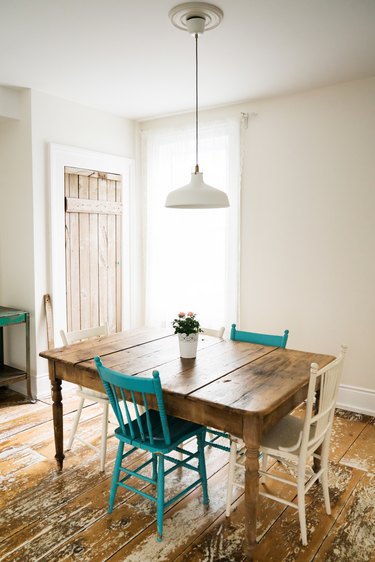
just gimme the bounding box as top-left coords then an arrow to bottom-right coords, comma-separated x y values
64,166 -> 123,333
49,144 -> 133,346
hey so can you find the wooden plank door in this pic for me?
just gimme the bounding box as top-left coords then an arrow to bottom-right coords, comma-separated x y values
64,167 -> 122,334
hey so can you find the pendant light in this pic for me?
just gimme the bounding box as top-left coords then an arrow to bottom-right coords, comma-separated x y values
165,3 -> 229,209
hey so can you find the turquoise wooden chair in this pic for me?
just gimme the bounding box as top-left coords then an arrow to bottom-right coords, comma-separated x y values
94,357 -> 209,541
230,323 -> 289,348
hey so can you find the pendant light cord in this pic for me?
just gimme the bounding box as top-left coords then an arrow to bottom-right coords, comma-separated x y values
195,32 -> 199,173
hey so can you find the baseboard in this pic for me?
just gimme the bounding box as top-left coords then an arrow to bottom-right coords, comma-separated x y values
337,384 -> 375,417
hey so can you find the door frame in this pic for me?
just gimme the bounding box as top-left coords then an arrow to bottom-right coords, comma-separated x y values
49,143 -> 134,345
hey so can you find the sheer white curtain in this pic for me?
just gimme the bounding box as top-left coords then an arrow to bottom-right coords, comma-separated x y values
142,117 -> 240,332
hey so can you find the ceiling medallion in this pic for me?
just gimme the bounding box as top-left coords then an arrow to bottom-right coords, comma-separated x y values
169,2 -> 224,32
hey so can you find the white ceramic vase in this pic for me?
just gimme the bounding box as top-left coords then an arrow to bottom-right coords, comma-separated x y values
178,333 -> 198,358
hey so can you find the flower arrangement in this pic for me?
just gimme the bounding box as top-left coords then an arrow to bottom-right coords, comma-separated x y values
172,312 -> 202,336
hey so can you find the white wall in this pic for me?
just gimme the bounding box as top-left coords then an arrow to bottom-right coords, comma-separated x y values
31,90 -> 137,394
240,78 -> 375,411
0,90 -> 34,373
0,92 -> 33,306
141,77 -> 375,413
0,86 -> 21,119
1,89 -> 137,396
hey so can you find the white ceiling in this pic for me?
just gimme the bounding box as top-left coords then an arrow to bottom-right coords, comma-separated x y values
1,0 -> 375,120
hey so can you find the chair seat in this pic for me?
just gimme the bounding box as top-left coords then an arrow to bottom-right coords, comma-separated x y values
115,409 -> 205,453
262,414 -> 316,456
262,415 -> 303,452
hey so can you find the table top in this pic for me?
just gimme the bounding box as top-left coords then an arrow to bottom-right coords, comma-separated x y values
40,327 -> 334,433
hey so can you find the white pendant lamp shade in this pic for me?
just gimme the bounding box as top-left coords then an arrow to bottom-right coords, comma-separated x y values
165,3 -> 229,209
165,171 -> 230,209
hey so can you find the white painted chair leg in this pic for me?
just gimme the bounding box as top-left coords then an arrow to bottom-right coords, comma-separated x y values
178,435 -> 196,462
321,467 -> 331,514
320,442 -> 331,514
297,465 -> 307,546
207,431 -> 214,447
297,495 -> 307,545
178,445 -> 183,461
100,402 -> 109,472
260,451 -> 268,483
262,452 -> 268,471
66,396 -> 85,450
226,440 -> 237,517
137,403 -> 145,415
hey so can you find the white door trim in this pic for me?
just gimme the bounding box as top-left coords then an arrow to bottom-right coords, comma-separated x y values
49,143 -> 134,345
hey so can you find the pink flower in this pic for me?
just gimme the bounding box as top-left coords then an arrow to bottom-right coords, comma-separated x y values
187,311 -> 194,317
178,312 -> 185,318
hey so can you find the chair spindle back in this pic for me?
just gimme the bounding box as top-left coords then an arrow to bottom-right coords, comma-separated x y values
60,323 -> 109,346
202,326 -> 225,338
301,345 -> 347,456
230,323 -> 289,348
95,357 -> 171,446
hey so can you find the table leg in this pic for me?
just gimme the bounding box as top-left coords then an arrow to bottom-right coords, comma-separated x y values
243,415 -> 261,561
49,361 -> 65,471
25,313 -> 35,402
0,326 -> 3,365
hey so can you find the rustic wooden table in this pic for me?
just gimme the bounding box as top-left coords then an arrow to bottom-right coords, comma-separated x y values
40,327 -> 334,560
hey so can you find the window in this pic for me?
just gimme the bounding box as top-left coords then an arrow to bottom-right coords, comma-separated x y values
142,118 -> 240,331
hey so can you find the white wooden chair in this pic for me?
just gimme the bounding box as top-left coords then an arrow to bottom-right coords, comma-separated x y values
201,326 -> 225,338
226,345 -> 347,546
60,324 -> 110,472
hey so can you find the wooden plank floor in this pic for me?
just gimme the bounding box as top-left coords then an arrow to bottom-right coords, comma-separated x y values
0,387 -> 374,561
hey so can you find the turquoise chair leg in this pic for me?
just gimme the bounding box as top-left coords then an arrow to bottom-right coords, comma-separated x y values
152,453 -> 157,482
109,441 -> 124,513
197,431 -> 209,505
156,454 -> 165,541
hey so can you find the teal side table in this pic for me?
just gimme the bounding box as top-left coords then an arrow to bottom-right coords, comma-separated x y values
0,306 -> 34,402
